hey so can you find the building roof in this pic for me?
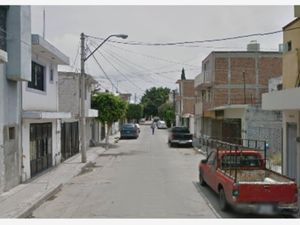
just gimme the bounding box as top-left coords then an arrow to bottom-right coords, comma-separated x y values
58,71 -> 98,84
176,79 -> 194,84
31,34 -> 69,65
282,17 -> 300,30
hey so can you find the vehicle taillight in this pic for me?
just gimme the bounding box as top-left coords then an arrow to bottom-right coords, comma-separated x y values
294,186 -> 298,202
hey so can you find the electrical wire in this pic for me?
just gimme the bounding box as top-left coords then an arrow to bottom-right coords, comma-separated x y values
88,41 -> 147,93
106,42 -> 201,68
96,49 -> 144,91
85,29 -> 283,47
102,46 -> 179,82
86,45 -> 118,91
70,41 -> 80,72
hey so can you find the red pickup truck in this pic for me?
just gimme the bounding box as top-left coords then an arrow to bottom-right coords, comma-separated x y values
199,143 -> 299,216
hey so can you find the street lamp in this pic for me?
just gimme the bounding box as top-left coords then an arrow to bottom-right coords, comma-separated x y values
80,33 -> 128,163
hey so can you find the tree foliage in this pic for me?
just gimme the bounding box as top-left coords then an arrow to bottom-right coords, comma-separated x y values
158,102 -> 175,127
92,92 -> 127,125
92,92 -> 127,149
126,103 -> 143,122
141,87 -> 170,118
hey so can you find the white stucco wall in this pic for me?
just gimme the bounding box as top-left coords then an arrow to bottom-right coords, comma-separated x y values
22,54 -> 58,112
22,119 -> 60,180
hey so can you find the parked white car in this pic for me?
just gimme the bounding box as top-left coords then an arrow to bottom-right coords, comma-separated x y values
157,120 -> 167,129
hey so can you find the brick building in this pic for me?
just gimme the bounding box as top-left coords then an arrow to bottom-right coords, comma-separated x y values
194,43 -> 282,142
175,79 -> 195,132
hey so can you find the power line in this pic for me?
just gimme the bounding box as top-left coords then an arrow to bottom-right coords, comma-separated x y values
102,46 -> 178,82
70,41 -> 80,72
101,47 -> 159,86
86,29 -> 283,47
92,46 -> 144,92
86,45 -> 118,91
106,42 -> 201,68
102,48 -> 161,81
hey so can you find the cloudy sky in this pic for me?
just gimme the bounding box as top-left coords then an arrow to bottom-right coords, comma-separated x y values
30,5 -> 295,101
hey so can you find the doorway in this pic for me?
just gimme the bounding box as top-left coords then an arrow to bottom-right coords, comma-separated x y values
286,123 -> 297,179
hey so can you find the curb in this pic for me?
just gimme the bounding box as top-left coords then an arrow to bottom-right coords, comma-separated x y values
17,184 -> 62,218
17,150 -> 101,218
193,147 -> 207,156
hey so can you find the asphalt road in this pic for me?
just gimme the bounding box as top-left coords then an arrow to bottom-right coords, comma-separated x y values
31,125 -> 218,218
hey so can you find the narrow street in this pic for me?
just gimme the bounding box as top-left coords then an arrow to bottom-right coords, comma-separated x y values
31,125 -> 217,218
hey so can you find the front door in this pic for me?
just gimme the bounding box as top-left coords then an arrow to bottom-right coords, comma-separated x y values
286,123 -> 297,180
61,122 -> 79,161
30,123 -> 52,177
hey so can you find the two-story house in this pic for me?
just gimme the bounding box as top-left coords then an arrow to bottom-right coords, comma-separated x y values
21,34 -> 70,180
58,72 -> 98,158
0,6 -> 31,193
262,16 -> 300,188
194,42 -> 282,147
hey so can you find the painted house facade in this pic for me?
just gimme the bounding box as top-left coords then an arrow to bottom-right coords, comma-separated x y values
21,34 -> 70,180
175,79 -> 195,132
58,72 -> 98,153
262,17 -> 300,187
0,6 -> 31,193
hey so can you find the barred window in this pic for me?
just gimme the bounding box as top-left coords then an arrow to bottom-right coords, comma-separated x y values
0,6 -> 8,51
28,61 -> 45,91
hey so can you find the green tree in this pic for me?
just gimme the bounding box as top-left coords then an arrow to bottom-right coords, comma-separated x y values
92,92 -> 127,149
158,102 -> 175,127
141,87 -> 170,119
126,103 -> 143,122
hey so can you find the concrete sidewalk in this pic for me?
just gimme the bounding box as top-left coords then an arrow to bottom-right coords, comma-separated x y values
0,134 -> 119,218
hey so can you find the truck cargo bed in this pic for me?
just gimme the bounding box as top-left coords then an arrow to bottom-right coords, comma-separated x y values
221,169 -> 293,183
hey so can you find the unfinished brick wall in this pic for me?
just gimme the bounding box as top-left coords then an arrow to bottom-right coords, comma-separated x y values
259,57 -> 282,87
231,58 -> 256,84
182,81 -> 195,97
215,58 -> 228,85
210,53 -> 282,108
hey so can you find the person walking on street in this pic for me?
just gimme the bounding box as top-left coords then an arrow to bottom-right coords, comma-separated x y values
151,122 -> 156,135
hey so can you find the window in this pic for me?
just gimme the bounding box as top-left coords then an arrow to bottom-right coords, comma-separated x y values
287,41 -> 292,51
221,154 -> 261,168
50,68 -> 54,82
28,61 -> 45,91
9,127 -> 15,140
0,7 -> 8,51
207,151 -> 216,165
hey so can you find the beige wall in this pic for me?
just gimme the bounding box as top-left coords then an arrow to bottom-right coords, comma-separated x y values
283,19 -> 300,88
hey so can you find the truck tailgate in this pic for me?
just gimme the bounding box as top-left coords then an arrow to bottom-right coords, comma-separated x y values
238,182 -> 297,203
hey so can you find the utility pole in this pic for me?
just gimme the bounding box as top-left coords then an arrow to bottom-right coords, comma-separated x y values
173,90 -> 176,126
243,71 -> 246,104
80,32 -> 87,163
79,33 -> 128,163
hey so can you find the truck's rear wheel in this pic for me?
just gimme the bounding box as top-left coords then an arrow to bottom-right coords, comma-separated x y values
219,188 -> 228,211
199,171 -> 206,186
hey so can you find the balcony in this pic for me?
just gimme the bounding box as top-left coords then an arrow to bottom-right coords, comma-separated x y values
194,72 -> 212,90
262,87 -> 300,110
86,109 -> 98,118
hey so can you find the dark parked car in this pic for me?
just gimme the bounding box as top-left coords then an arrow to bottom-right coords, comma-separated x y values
120,123 -> 139,139
168,126 -> 193,147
